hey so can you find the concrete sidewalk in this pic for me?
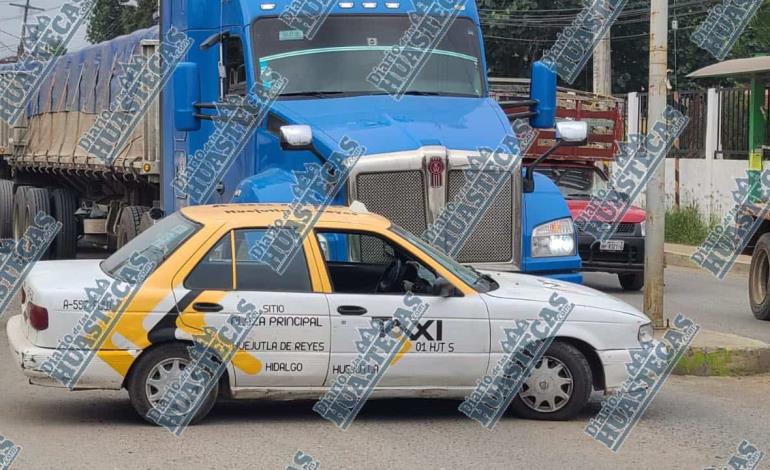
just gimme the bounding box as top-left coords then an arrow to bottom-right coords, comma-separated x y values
664,242 -> 751,275
655,244 -> 769,376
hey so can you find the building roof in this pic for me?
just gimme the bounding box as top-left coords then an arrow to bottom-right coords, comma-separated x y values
688,55 -> 770,79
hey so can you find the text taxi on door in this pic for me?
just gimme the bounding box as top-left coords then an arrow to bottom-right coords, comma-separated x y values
6,204 -> 653,424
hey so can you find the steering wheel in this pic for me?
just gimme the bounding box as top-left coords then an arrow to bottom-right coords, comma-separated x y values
376,258 -> 405,293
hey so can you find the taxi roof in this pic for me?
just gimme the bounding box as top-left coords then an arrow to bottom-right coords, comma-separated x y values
180,204 -> 393,230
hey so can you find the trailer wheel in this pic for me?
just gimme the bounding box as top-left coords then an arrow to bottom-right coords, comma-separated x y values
12,186 -> 30,240
117,206 -> 149,248
49,188 -> 79,259
749,233 -> 770,321
0,179 -> 13,238
20,187 -> 53,260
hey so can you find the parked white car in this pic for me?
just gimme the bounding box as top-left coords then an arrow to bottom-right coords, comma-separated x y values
7,204 -> 652,424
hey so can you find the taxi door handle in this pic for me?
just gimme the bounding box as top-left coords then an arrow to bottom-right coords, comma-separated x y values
337,305 -> 367,316
193,302 -> 224,313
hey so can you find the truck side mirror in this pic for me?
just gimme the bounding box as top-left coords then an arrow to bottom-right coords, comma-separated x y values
173,62 -> 201,132
555,121 -> 588,146
280,125 -> 313,149
523,121 -> 589,193
529,61 -> 557,129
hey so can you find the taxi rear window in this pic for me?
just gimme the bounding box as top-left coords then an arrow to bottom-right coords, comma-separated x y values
101,212 -> 200,280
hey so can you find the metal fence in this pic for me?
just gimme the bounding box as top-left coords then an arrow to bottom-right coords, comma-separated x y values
628,90 -> 707,159
717,87 -> 751,160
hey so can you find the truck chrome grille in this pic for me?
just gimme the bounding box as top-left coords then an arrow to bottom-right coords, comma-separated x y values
350,149 -> 520,269
355,171 -> 428,236
446,170 -> 514,263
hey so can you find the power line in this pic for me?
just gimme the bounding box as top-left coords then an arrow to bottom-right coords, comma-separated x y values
9,0 -> 44,55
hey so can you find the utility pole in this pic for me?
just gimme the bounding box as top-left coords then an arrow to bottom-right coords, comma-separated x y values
10,0 -> 45,56
593,31 -> 612,96
645,0 -> 669,329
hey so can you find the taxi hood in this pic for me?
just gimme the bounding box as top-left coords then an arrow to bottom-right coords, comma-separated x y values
483,270 -> 649,321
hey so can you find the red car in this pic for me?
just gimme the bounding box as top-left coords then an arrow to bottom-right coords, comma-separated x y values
539,163 -> 646,291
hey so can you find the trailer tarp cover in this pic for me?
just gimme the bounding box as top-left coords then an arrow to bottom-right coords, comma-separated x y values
15,26 -> 160,118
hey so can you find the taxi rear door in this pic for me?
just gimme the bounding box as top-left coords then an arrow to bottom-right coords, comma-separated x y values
171,227 -> 331,388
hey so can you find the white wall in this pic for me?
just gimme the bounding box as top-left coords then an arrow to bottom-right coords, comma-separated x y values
663,159 -> 748,218
620,88 -> 751,220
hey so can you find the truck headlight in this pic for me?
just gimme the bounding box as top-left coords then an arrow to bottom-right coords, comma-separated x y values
638,323 -> 654,346
532,218 -> 576,257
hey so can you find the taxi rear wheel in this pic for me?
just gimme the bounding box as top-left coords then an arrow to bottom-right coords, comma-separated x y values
127,343 -> 219,426
509,341 -> 592,421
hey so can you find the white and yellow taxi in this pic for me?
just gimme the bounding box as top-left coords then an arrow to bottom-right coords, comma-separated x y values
7,204 -> 652,423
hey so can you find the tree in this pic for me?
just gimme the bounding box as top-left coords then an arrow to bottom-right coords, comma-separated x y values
87,0 -> 128,43
121,0 -> 158,33
480,0 -> 770,94
87,0 -> 158,44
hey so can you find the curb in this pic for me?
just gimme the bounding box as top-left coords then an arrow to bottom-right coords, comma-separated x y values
671,331 -> 770,377
664,249 -> 750,276
674,347 -> 770,376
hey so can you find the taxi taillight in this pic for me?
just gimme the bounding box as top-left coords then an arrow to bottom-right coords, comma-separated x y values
27,303 -> 48,331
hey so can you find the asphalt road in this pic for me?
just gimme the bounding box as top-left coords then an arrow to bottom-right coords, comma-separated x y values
584,265 -> 770,343
1,267 -> 769,469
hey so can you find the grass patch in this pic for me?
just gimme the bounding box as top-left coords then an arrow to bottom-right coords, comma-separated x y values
665,205 -> 713,246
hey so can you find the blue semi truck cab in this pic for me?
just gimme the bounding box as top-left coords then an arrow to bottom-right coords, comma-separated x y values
162,0 -> 583,283
0,0 -> 583,283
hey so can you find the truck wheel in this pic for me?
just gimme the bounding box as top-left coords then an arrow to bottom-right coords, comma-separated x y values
0,179 -> 13,238
749,233 -> 770,321
509,341 -> 592,421
116,206 -> 149,248
49,188 -> 79,259
21,188 -> 53,259
618,273 -> 644,291
12,186 -> 29,240
128,343 -> 219,426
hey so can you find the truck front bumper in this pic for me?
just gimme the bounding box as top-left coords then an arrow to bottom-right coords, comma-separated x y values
579,235 -> 645,274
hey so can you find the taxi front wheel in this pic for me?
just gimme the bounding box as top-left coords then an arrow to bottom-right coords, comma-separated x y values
127,343 -> 219,426
509,342 -> 592,421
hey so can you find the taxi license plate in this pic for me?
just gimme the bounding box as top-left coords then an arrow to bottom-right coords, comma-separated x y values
600,240 -> 625,252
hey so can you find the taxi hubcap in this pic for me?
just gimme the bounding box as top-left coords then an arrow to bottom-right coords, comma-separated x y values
146,358 -> 197,414
519,356 -> 573,413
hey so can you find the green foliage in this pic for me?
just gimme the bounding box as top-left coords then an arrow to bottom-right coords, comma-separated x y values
87,0 -> 158,44
665,204 -> 714,245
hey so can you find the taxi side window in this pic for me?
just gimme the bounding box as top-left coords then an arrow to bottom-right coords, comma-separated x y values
233,229 -> 312,292
185,234 -> 233,290
317,230 -> 439,295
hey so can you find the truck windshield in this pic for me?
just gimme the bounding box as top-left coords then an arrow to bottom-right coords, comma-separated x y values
101,212 -> 200,281
252,16 -> 484,98
390,225 -> 498,293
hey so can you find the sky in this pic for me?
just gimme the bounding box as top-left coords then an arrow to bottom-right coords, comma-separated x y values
0,0 -> 93,59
